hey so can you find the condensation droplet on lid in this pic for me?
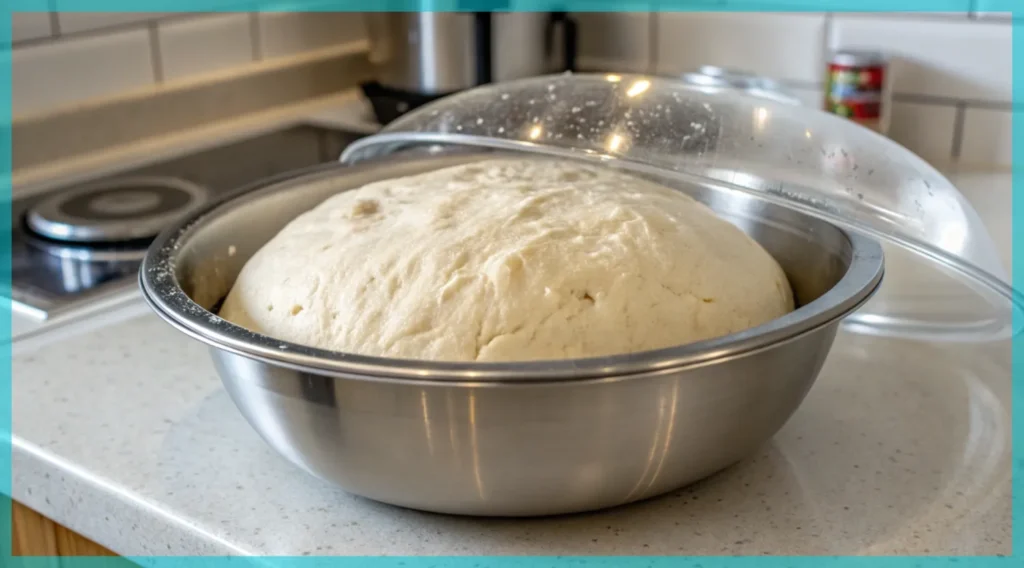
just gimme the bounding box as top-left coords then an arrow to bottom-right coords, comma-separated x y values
476,118 -> 483,125
500,93 -> 510,100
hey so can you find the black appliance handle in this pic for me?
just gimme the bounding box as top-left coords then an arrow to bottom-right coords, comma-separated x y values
561,13 -> 578,72
547,12 -> 578,73
473,12 -> 493,85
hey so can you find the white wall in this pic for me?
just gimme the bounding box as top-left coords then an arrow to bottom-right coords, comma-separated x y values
574,11 -> 1015,168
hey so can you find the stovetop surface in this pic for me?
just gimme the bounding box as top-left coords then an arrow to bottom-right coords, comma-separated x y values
12,124 -> 367,320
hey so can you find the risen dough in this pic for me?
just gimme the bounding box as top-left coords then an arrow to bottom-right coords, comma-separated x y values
218,158 -> 794,362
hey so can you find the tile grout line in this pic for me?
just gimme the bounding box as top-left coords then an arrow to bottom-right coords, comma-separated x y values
893,92 -> 1016,110
647,11 -> 658,75
148,22 -> 164,84
822,11 -> 834,60
47,0 -> 60,37
950,101 -> 966,160
249,12 -> 263,62
820,12 -> 833,112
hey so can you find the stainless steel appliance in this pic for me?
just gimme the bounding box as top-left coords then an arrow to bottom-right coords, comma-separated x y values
361,12 -> 577,124
11,125 -> 367,322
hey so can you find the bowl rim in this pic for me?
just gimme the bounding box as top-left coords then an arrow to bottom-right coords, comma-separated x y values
139,152 -> 885,383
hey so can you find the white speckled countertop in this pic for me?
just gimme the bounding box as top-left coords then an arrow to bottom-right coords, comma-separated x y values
9,93 -> 1014,557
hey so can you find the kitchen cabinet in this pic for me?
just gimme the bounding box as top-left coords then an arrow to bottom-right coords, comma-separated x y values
11,500 -> 131,564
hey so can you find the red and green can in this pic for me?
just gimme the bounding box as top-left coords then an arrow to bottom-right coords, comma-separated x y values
824,50 -> 889,133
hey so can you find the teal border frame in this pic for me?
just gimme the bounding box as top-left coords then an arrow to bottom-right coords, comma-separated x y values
0,2 -> 1019,567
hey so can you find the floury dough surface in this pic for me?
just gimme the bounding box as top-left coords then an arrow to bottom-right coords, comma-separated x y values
218,158 -> 795,362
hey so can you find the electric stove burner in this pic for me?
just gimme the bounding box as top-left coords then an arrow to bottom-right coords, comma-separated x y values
25,232 -> 150,262
10,124 -> 369,326
25,176 -> 209,244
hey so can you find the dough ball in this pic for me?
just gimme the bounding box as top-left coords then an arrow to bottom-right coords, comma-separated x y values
218,158 -> 794,362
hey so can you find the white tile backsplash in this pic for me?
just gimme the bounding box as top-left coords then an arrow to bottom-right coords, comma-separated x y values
10,10 -> 370,120
158,13 -> 254,82
12,28 -> 154,117
656,12 -> 826,83
960,108 -> 1013,167
829,15 -> 1011,102
7,10 -> 1016,168
56,12 -> 171,34
258,12 -> 366,60
575,12 -> 651,73
886,101 -> 958,165
12,13 -> 53,43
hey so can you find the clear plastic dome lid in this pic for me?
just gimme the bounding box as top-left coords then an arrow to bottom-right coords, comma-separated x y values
341,73 -> 1020,342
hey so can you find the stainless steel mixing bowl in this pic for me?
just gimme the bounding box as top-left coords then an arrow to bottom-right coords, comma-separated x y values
140,150 -> 884,517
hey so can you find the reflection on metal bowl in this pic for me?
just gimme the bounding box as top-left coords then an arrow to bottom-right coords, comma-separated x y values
139,151 -> 884,517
